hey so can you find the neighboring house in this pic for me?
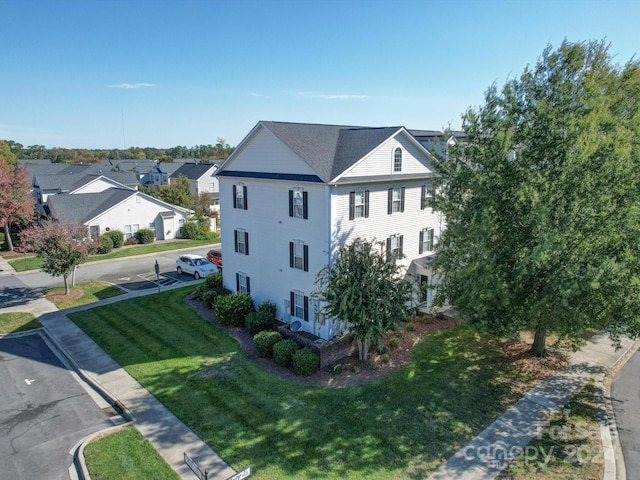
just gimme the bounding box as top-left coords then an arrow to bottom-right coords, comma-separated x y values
215,121 -> 445,341
147,162 -> 183,187
45,187 -> 191,240
169,162 -> 219,209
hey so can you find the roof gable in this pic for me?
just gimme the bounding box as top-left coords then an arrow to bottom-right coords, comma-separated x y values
47,188 -> 136,223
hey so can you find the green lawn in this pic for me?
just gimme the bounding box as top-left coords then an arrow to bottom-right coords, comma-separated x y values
6,237 -> 218,272
45,281 -> 124,309
0,312 -> 42,333
68,287 -> 539,479
84,426 -> 180,480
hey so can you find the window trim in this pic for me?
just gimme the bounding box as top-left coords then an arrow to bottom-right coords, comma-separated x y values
419,227 -> 435,254
289,188 -> 308,219
233,184 -> 247,210
386,234 -> 404,261
421,182 -> 435,210
349,190 -> 370,220
236,272 -> 250,293
290,291 -> 309,321
289,241 -> 309,271
234,229 -> 249,255
393,147 -> 403,172
387,187 -> 405,214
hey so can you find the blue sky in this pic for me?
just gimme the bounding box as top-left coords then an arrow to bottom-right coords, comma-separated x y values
1,0 -> 639,149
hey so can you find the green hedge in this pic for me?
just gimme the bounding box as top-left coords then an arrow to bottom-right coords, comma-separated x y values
135,228 -> 155,244
245,311 -> 274,335
273,339 -> 300,367
202,286 -> 232,309
292,348 -> 320,376
213,292 -> 254,326
96,234 -> 114,254
104,230 -> 124,248
253,330 -> 283,358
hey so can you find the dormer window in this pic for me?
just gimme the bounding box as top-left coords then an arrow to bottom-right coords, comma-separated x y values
393,148 -> 403,172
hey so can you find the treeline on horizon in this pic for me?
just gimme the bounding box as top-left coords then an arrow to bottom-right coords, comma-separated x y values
2,137 -> 234,164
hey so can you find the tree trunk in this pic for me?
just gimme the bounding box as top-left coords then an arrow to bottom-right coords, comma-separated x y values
63,274 -> 70,295
530,318 -> 546,357
3,223 -> 13,252
357,337 -> 370,361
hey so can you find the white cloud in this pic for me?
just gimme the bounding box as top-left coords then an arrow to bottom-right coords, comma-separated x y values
249,92 -> 271,99
297,91 -> 369,100
107,83 -> 156,89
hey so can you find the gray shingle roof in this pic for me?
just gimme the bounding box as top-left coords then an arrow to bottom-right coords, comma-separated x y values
47,188 -> 136,223
170,163 -> 217,180
34,172 -> 137,191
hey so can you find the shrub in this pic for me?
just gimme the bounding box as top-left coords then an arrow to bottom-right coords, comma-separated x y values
214,292 -> 254,326
389,337 -> 400,348
202,286 -> 231,309
245,311 -> 274,335
273,339 -> 299,367
376,345 -> 387,355
405,322 -> 415,332
258,300 -> 277,319
180,221 -> 200,239
105,230 -> 124,248
253,330 -> 282,358
135,228 -> 155,244
292,348 -> 319,376
124,237 -> 138,245
95,234 -> 113,254
205,272 -> 223,289
381,353 -> 390,363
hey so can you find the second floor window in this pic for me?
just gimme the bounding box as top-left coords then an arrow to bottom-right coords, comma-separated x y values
289,241 -> 309,271
234,229 -> 249,255
289,188 -> 308,219
393,147 -> 403,172
236,272 -> 250,293
233,184 -> 247,210
421,183 -> 435,209
419,228 -> 435,254
386,234 -> 403,261
387,187 -> 405,214
349,190 -> 370,220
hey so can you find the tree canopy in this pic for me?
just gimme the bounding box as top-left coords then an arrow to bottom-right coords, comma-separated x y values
20,222 -> 94,294
156,175 -> 195,209
0,163 -> 34,251
315,238 -> 414,360
0,140 -> 17,168
432,40 -> 640,356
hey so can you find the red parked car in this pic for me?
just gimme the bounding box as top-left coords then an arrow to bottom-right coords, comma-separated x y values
206,248 -> 222,268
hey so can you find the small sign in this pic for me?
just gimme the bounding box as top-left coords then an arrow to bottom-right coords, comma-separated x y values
226,466 -> 252,480
184,452 -> 207,480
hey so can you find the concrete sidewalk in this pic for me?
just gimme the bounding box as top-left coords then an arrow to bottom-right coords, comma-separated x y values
429,332 -> 637,480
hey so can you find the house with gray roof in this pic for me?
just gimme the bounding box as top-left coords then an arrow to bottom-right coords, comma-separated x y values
169,161 -> 219,210
215,121 -> 443,340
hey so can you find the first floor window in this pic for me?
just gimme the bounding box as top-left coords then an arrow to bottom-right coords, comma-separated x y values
124,224 -> 139,240
236,272 -> 250,293
290,291 -> 309,321
234,229 -> 249,255
386,234 -> 403,261
89,225 -> 100,240
349,190 -> 370,219
419,228 -> 434,254
289,241 -> 309,271
148,222 -> 156,237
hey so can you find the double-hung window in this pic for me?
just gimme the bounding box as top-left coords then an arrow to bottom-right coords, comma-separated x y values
290,291 -> 309,321
349,190 -> 370,220
386,234 -> 403,261
421,182 -> 435,209
236,272 -> 250,293
234,229 -> 249,255
387,187 -> 405,214
419,228 -> 435,254
289,188 -> 308,219
233,184 -> 247,210
289,241 -> 309,271
124,224 -> 139,240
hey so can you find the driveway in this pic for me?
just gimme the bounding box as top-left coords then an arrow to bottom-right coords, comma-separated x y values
611,348 -> 640,478
0,332 -> 114,479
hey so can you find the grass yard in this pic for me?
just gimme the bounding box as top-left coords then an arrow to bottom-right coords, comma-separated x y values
0,312 -> 42,333
45,281 -> 124,309
69,287 -> 541,480
83,426 -> 180,480
6,237 -> 218,272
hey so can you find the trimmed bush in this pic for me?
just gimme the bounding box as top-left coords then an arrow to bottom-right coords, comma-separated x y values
214,292 -> 254,326
202,286 -> 232,309
258,300 -> 277,319
292,348 -> 320,376
105,230 -> 124,248
96,234 -> 113,254
205,272 -> 223,289
245,311 -> 274,335
135,228 -> 155,244
273,339 -> 300,367
180,221 -> 200,239
253,330 -> 282,358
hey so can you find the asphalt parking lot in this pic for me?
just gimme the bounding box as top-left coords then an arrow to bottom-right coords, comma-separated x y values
0,332 -> 114,479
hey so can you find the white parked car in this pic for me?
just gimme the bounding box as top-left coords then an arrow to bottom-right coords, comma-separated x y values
176,254 -> 219,279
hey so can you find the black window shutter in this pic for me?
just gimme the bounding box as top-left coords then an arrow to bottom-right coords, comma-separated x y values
246,276 -> 250,294
232,185 -> 237,208
289,242 -> 294,268
236,273 -> 240,292
399,235 -> 404,256
302,191 -> 308,219
400,187 -> 405,212
419,230 -> 424,254
289,190 -> 294,217
421,184 -> 426,210
303,244 -> 309,272
243,185 -> 248,210
386,237 -> 391,260
364,190 -> 370,218
387,188 -> 393,215
303,296 -> 309,321
349,192 -> 355,220
234,230 -> 238,252
244,232 -> 249,255
290,291 -> 295,316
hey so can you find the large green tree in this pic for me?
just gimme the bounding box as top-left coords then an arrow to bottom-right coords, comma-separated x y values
157,175 -> 195,209
0,140 -> 17,168
432,40 -> 640,356
20,222 -> 94,294
315,238 -> 414,360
